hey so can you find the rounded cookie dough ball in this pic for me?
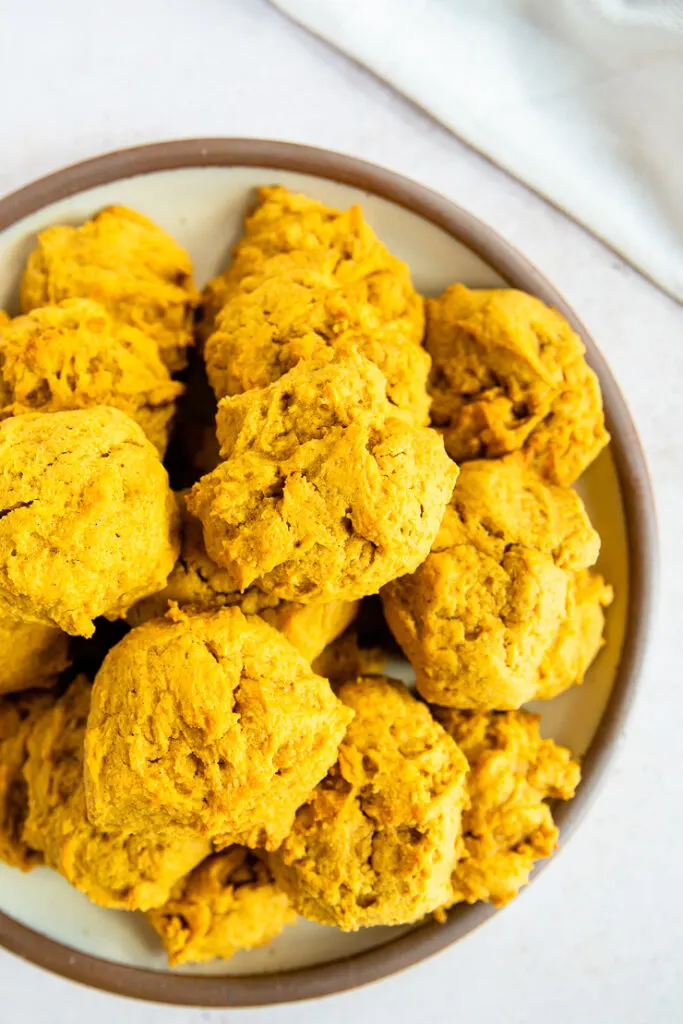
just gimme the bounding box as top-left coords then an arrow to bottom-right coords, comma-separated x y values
84,607 -> 353,849
0,617 -> 71,695
270,676 -> 468,931
433,709 -> 580,906
0,300 -> 184,454
200,185 -> 425,349
20,206 -> 198,372
0,406 -> 180,637
188,350 -> 457,604
23,677 -> 210,910
205,271 -> 431,427
426,285 -> 609,485
127,497 -> 359,662
0,691 -> 54,870
382,457 -> 606,709
146,848 -> 295,966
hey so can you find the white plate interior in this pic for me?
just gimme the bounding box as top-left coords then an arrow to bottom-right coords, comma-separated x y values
0,166 -> 628,974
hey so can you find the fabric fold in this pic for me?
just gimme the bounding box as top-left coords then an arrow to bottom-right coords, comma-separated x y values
272,0 -> 683,302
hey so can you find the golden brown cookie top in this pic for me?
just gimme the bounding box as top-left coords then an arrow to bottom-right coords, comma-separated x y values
0,406 -> 179,636
271,676 -> 468,930
201,185 -> 428,424
188,350 -> 456,603
439,456 -> 600,570
381,458 -> 604,709
433,708 -> 580,906
0,299 -> 183,453
335,677 -> 468,817
230,186 -> 408,272
84,606 -> 352,849
427,284 -> 608,484
201,186 -> 423,338
23,676 -> 209,910
146,848 -> 294,966
20,205 -> 198,372
205,272 -> 429,423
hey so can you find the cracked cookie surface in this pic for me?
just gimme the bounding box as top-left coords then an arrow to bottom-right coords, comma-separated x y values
84,606 -> 353,849
427,285 -> 608,484
0,299 -> 183,454
433,709 -> 580,906
146,847 -> 294,966
0,406 -> 179,637
382,457 -> 608,708
20,205 -> 198,372
188,350 -> 456,603
270,676 -> 468,930
202,186 -> 429,425
23,677 -> 209,910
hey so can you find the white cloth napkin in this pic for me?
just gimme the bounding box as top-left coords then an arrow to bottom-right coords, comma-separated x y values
271,0 -> 683,302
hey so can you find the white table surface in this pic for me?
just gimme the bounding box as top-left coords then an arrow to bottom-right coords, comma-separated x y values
0,1 -> 680,1021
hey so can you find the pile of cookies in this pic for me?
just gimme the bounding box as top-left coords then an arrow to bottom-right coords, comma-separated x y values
0,186 -> 610,966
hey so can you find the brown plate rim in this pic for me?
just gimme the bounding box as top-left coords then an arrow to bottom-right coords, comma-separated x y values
0,139 -> 658,1007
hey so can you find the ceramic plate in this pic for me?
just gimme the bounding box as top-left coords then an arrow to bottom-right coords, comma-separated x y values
0,140 -> 657,1006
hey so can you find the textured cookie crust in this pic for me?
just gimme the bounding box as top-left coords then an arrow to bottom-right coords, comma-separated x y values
0,406 -> 179,637
271,676 -> 468,930
21,205 -> 198,372
189,350 -> 456,603
85,607 -> 353,849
